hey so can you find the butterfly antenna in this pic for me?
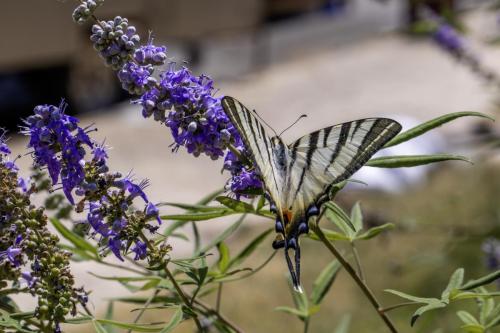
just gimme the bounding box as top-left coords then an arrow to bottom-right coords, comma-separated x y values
252,109 -> 278,137
279,114 -> 307,137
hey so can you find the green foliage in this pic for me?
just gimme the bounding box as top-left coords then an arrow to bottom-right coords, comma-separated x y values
386,269 -> 500,328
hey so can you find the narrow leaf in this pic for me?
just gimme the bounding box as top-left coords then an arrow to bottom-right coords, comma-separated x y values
96,319 -> 163,332
324,202 -> 356,235
274,306 -> 308,319
51,218 -> 97,255
216,196 -> 255,213
308,229 -> 351,241
196,214 -> 246,256
93,320 -> 108,333
366,154 -> 471,168
459,324 -> 485,333
385,289 -> 437,303
356,223 -> 394,240
441,268 -> 464,300
334,315 -> 351,333
457,311 -> 479,325
461,270 -> 500,290
227,228 -> 273,269
160,210 -> 232,222
384,112 -> 494,148
160,306 -> 183,333
350,202 -> 363,233
411,301 -> 447,326
217,242 -> 230,274
311,260 -> 341,305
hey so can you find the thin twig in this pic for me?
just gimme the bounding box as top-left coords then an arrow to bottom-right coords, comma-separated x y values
194,299 -> 244,333
216,283 -> 223,312
165,266 -> 204,332
350,241 -> 365,282
311,222 -> 398,333
127,289 -> 160,333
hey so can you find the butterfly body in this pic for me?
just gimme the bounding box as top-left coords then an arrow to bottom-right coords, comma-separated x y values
222,96 -> 402,291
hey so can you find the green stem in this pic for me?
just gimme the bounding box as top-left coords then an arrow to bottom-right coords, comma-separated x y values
350,241 -> 365,282
303,318 -> 310,333
216,283 -> 223,312
165,266 -> 204,332
311,222 -> 398,333
194,299 -> 244,333
127,289 -> 160,333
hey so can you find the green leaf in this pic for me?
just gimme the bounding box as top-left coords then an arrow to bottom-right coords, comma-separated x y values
457,311 -> 480,325
196,214 -> 246,256
227,228 -> 273,269
256,195 -> 266,212
96,319 -> 163,332
160,210 -> 232,222
461,270 -> 500,290
308,228 -> 351,241
356,223 -> 394,240
63,315 -> 93,324
104,301 -> 116,333
441,268 -> 464,300
385,289 -> 437,303
411,300 -> 447,326
311,260 -> 341,305
451,291 -> 500,301
334,315 -> 351,333
216,196 -> 255,213
350,202 -> 363,233
274,306 -> 308,319
51,218 -> 97,255
366,154 -> 471,168
158,202 -> 225,212
160,306 -> 183,333
93,320 -> 108,333
460,324 -> 485,333
217,242 -> 230,273
384,112 -> 494,148
324,202 -> 356,236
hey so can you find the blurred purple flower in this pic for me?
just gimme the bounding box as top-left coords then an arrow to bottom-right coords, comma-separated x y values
433,23 -> 464,53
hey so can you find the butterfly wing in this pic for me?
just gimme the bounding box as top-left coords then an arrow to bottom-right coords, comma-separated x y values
221,96 -> 285,215
286,118 -> 402,216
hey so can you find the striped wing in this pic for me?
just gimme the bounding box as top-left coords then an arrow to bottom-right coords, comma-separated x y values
221,96 -> 285,213
285,118 -> 402,212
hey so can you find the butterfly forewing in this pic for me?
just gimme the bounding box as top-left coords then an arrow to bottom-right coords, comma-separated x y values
221,97 -> 285,213
286,118 -> 402,211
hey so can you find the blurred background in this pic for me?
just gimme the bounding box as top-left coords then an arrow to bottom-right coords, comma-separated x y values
3,0 -> 500,332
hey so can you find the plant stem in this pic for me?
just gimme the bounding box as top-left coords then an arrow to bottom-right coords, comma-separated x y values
350,241 -> 365,282
311,222 -> 398,333
303,318 -> 310,333
194,299 -> 244,333
127,289 -> 160,333
216,283 -> 223,312
164,266 -> 204,332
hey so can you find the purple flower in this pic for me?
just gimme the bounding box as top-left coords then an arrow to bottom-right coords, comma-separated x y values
21,271 -> 37,288
134,43 -> 167,66
115,177 -> 150,202
17,177 -> 31,193
108,237 -> 124,261
0,130 -> 10,155
0,244 -> 22,267
90,17 -> 141,70
482,238 -> 500,271
146,202 -> 162,225
433,24 -> 464,53
118,62 -> 156,95
23,102 -> 93,204
132,241 -> 147,260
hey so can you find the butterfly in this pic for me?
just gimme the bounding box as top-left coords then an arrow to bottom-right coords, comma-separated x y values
221,96 -> 402,291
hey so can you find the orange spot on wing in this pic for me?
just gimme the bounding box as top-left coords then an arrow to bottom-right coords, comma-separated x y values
283,210 -> 293,224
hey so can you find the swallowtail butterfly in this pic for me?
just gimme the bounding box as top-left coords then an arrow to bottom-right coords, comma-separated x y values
222,96 -> 402,291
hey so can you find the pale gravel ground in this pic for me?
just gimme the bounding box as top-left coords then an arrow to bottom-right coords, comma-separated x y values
7,28 -> 500,315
